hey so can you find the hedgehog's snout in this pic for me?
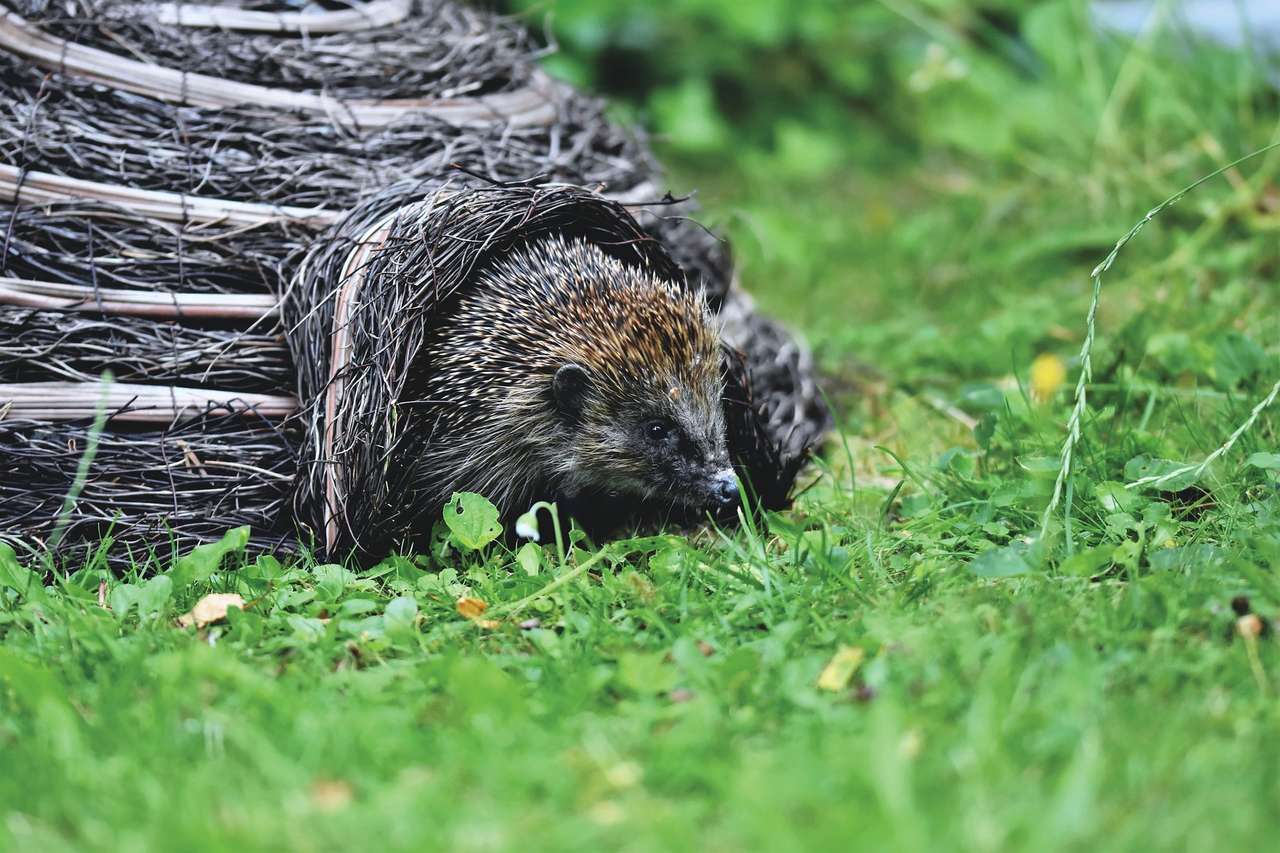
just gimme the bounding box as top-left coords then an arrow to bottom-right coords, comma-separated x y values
711,469 -> 740,509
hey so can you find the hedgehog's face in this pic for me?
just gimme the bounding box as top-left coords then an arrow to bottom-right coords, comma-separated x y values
553,363 -> 739,514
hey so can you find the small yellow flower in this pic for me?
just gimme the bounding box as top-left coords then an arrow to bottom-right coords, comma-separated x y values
1030,353 -> 1067,403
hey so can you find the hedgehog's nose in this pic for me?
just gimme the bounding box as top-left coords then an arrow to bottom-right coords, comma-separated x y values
712,470 -> 740,508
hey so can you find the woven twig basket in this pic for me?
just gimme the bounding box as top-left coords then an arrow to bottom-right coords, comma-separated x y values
0,0 -> 828,563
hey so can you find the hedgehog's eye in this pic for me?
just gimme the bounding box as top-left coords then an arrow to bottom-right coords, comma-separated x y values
644,419 -> 673,443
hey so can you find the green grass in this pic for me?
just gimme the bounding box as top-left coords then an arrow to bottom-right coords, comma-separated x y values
5,2 -> 1280,850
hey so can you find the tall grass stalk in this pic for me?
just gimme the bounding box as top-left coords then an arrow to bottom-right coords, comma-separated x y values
44,370 -> 113,564
1125,377 -> 1280,491
1040,143 -> 1280,542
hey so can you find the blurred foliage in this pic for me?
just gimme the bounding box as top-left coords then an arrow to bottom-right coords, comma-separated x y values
497,1 -> 1276,183
500,0 -> 922,172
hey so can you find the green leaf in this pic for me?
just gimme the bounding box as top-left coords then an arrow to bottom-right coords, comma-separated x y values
136,576 -> 173,620
108,583 -> 142,621
313,564 -> 354,603
1148,544 -> 1226,573
169,526 -> 250,590
615,651 -> 678,695
969,543 -> 1032,578
444,493 -> 503,551
287,615 -> 327,644
1246,453 -> 1280,471
252,554 -> 284,580
1095,481 -> 1143,513
1214,331 -> 1265,389
338,598 -> 379,616
516,542 -> 542,577
384,596 -> 419,638
0,543 -> 45,604
1018,456 -> 1061,474
1059,547 -> 1113,578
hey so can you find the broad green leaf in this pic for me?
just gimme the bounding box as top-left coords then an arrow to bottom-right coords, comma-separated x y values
969,543 -> 1032,578
444,493 -> 503,551
0,543 -> 45,604
338,599 -> 379,616
1059,547 -> 1113,578
169,526 -> 250,590
1018,456 -> 1061,474
1246,452 -> 1280,471
251,554 -> 284,580
1148,544 -> 1226,573
136,575 -> 173,619
287,615 -> 327,644
1095,481 -> 1143,513
108,583 -> 142,621
384,596 -> 419,637
1214,331 -> 1265,389
313,564 -> 354,603
515,542 -> 542,577
615,651 -> 678,695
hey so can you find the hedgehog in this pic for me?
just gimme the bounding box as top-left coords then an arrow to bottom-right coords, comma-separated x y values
409,234 -> 739,535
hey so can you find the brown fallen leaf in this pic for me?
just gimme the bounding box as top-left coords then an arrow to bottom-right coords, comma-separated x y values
177,593 -> 246,629
97,580 -> 108,609
309,778 -> 353,812
456,596 -> 488,620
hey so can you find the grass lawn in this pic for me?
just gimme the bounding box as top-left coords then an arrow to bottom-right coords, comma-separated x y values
4,4 -> 1280,850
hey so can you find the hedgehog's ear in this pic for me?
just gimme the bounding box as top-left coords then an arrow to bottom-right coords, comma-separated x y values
553,363 -> 591,422
550,361 -> 588,422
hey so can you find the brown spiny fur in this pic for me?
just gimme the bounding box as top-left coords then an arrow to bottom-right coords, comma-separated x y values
412,235 -> 730,529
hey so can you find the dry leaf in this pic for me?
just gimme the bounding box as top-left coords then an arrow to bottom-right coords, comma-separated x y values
816,645 -> 865,692
177,593 -> 246,629
1238,613 -> 1264,639
97,580 -> 108,609
475,618 -> 500,630
309,779 -> 352,812
456,596 -> 488,619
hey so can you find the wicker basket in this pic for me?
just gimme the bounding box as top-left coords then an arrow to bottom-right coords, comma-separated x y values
0,0 -> 828,564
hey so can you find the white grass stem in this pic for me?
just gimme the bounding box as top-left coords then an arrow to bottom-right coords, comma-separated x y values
1125,378 -> 1280,490
1040,142 -> 1280,539
44,372 -> 113,558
